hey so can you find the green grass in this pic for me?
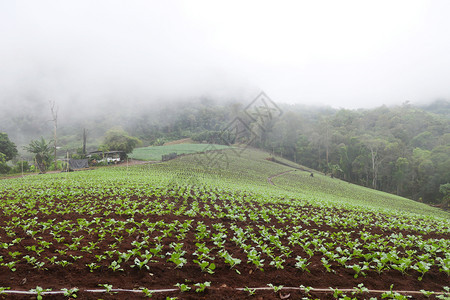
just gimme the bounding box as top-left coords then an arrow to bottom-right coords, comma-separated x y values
2,147 -> 449,221
128,144 -> 231,161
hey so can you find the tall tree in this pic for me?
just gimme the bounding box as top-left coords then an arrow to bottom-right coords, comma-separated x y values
394,157 -> 410,195
0,132 -> 18,161
362,136 -> 387,189
101,127 -> 141,160
0,132 -> 18,174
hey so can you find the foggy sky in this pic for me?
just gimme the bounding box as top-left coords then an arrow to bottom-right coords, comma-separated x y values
1,0 -> 450,111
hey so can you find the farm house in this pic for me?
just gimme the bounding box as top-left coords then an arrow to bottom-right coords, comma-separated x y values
87,150 -> 126,164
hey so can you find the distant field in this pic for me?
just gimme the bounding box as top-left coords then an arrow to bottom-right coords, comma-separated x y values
129,143 -> 231,161
163,138 -> 193,145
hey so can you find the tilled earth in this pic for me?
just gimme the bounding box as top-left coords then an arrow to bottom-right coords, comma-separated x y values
0,193 -> 449,299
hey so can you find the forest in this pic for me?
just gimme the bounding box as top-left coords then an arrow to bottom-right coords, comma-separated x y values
1,98 -> 449,206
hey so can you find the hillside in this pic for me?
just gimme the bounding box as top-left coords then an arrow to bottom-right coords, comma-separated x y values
147,147 -> 449,218
0,147 -> 449,299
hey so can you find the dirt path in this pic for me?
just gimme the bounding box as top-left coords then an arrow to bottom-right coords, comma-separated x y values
115,159 -> 156,166
267,170 -> 295,185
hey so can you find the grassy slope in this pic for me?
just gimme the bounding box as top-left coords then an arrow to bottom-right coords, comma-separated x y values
128,143 -> 231,161
132,147 -> 449,219
2,147 -> 448,220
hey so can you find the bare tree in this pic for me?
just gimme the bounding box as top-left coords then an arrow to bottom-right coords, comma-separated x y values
49,101 -> 58,170
362,135 -> 387,190
82,128 -> 87,155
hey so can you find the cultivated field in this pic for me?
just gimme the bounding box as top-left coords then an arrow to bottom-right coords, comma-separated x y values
128,144 -> 231,161
0,148 -> 449,299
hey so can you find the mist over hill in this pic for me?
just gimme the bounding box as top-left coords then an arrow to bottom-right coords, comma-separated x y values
1,95 -> 449,207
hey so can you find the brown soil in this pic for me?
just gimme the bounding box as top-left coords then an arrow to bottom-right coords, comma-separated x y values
0,193 -> 448,299
114,159 -> 155,166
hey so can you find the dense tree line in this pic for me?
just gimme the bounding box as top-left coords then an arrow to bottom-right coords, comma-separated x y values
253,103 -> 450,204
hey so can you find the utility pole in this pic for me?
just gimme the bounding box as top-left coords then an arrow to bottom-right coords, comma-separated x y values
82,128 -> 87,156
49,101 -> 58,170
